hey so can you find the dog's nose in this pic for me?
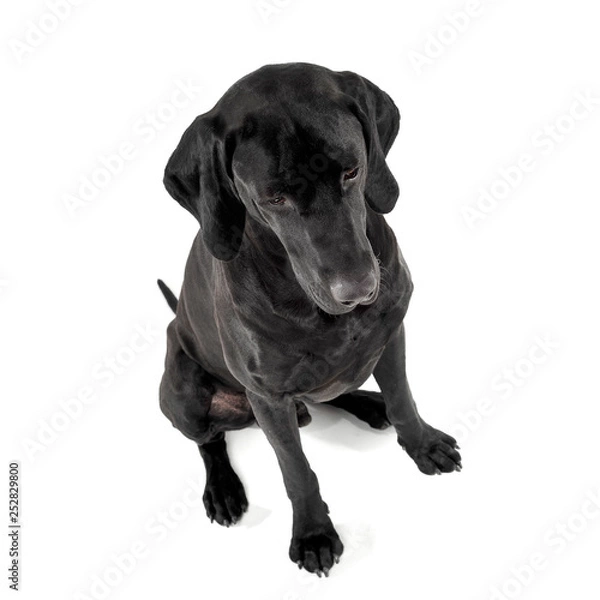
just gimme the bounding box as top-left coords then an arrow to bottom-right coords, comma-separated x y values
330,273 -> 378,307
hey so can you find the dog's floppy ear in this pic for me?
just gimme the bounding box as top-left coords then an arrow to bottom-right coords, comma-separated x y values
335,72 -> 400,214
163,114 -> 245,261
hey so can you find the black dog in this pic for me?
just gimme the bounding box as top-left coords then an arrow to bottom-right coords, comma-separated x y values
158,63 -> 461,577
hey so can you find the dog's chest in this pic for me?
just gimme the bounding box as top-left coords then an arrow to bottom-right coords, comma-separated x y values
214,242 -> 413,400
225,283 -> 409,401
286,301 -> 405,401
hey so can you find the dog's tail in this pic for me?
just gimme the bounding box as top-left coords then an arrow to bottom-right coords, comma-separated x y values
157,279 -> 178,313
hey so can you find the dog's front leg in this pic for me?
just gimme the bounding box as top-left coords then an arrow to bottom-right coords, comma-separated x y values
246,391 -> 343,576
374,323 -> 462,475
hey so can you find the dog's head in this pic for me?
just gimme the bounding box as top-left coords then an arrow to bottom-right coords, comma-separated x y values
164,63 -> 400,315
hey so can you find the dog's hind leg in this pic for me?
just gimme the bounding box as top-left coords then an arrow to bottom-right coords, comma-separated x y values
159,327 -> 254,526
325,391 -> 391,430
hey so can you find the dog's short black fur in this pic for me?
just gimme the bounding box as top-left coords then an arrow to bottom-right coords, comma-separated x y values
159,63 -> 461,576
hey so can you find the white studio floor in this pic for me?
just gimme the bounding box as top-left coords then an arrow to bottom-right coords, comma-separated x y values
3,0 -> 600,598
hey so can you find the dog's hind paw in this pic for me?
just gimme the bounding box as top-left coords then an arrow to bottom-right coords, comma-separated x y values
327,390 -> 391,430
203,468 -> 248,526
295,400 -> 312,427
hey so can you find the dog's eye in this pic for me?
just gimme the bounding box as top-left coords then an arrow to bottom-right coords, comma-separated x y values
268,196 -> 286,206
343,167 -> 359,181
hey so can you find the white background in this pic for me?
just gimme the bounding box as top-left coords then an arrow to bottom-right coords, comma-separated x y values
2,1 -> 600,599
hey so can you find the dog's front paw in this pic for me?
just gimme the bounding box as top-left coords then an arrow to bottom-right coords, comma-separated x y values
289,525 -> 344,576
400,424 -> 462,475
